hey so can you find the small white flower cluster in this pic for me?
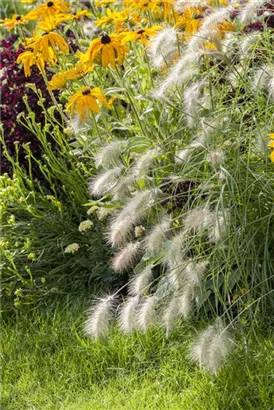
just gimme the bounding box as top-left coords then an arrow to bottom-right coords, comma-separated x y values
64,243 -> 79,254
78,220 -> 93,232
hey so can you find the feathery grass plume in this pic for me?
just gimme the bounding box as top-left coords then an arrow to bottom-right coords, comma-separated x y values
154,52 -> 201,98
162,295 -> 180,337
83,21 -> 98,38
128,266 -> 153,296
66,115 -> 85,135
189,318 -> 233,374
164,232 -> 187,290
89,167 -> 123,197
183,207 -> 213,233
130,149 -> 160,180
146,216 -> 171,253
251,65 -> 269,94
107,189 -> 157,247
147,27 -> 178,70
94,140 -> 125,169
238,32 -> 260,60
268,70 -> 274,100
186,7 -> 232,53
111,242 -> 141,272
174,0 -> 201,12
183,259 -> 208,287
208,209 -> 230,243
238,0 -> 266,23
175,147 -> 195,163
112,175 -> 134,200
206,148 -> 225,165
118,296 -> 139,333
84,294 -> 117,339
202,7 -> 232,30
164,231 -> 186,270
179,285 -> 194,320
183,81 -> 205,127
221,32 -> 238,58
137,294 -> 158,332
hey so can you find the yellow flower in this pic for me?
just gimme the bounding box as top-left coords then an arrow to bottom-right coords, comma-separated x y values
37,9 -> 92,30
81,33 -> 128,68
21,0 -> 36,4
48,61 -> 93,90
67,61 -> 94,78
25,32 -> 69,65
175,7 -> 205,38
120,26 -> 163,45
95,0 -> 116,5
17,49 -> 46,76
66,86 -> 114,120
216,20 -> 236,34
25,0 -> 71,22
96,9 -> 129,28
0,14 -> 27,30
268,133 -> 274,162
48,72 -> 67,90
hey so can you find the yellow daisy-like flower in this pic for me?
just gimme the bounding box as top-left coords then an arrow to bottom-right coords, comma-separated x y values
96,8 -> 129,28
120,26 -> 163,45
48,61 -> 93,90
17,49 -> 46,76
175,7 -> 205,38
0,14 -> 27,30
25,0 -> 71,22
36,10 -> 92,31
81,33 -> 128,68
66,86 -> 114,120
48,72 -> 67,89
25,32 -> 69,65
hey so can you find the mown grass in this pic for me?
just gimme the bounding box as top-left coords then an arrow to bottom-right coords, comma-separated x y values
1,295 -> 273,410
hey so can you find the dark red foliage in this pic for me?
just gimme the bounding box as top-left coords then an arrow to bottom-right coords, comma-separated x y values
242,21 -> 264,33
0,35 -> 60,180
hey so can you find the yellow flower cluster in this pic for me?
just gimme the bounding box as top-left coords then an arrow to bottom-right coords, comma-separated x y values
5,0 -> 238,123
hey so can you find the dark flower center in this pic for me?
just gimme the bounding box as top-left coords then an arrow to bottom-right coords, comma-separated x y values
82,89 -> 91,96
101,34 -> 111,44
137,29 -> 145,34
16,15 -> 22,21
47,1 -> 54,7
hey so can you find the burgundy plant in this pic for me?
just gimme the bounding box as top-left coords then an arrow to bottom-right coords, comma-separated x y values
0,35 -> 60,180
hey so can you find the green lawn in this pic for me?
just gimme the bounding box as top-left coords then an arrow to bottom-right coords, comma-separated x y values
1,296 -> 274,410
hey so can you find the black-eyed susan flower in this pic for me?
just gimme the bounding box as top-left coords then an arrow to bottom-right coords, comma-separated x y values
25,0 -> 71,22
66,86 -> 115,120
25,32 -> 69,65
0,14 -> 27,30
17,49 -> 46,76
120,26 -> 163,45
81,34 -> 128,68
